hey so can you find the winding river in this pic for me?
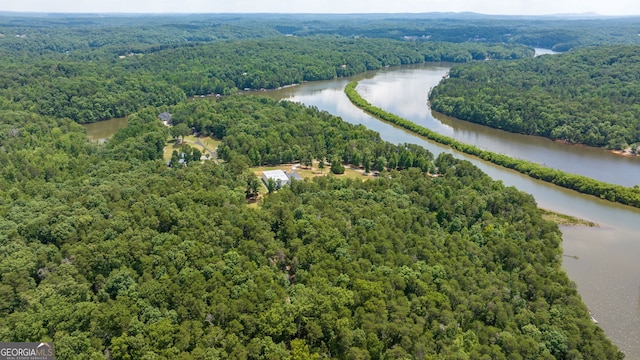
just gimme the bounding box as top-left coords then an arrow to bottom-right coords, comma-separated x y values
252,63 -> 640,358
86,58 -> 640,358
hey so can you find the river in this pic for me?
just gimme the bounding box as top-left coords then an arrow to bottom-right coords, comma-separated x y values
252,63 -> 640,358
87,61 -> 640,358
358,65 -> 640,188
534,47 -> 561,56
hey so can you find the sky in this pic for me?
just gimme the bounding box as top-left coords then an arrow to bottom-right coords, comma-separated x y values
1,0 -> 640,16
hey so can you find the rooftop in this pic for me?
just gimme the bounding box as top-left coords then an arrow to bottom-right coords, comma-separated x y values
262,169 -> 290,183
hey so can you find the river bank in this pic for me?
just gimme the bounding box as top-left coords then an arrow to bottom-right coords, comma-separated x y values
83,63 -> 640,357
552,138 -> 640,159
612,147 -> 640,157
260,64 -> 640,359
539,209 -> 598,227
345,80 -> 640,209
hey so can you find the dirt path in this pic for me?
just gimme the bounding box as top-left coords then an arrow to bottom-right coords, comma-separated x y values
193,136 -> 217,162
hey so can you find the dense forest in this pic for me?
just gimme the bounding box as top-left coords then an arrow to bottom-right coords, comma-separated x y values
283,15 -> 640,51
0,36 -> 532,124
429,45 -> 640,150
1,14 -> 639,54
0,96 -> 623,359
0,12 -> 631,359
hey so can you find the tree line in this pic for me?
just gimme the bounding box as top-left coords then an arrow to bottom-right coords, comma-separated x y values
160,96 -> 436,175
429,45 -> 640,150
2,14 -> 639,56
346,80 -> 640,209
0,36 -> 532,124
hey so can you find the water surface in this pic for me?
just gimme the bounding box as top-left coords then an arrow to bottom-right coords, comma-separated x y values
357,64 -> 640,187
261,64 -> 640,358
82,117 -> 128,142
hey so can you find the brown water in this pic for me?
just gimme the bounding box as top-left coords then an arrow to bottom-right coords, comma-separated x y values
357,65 -> 640,187
82,116 -> 128,142
88,62 -> 640,358
257,64 -> 640,358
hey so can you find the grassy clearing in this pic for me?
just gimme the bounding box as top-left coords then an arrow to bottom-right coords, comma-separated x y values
183,135 -> 221,150
163,136 -> 220,160
199,137 -> 222,150
163,141 -> 183,160
540,209 -> 597,227
250,161 -> 376,182
247,162 -> 376,207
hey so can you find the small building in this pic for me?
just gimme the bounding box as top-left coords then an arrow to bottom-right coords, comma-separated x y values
288,170 -> 303,182
158,112 -> 172,126
167,152 -> 186,167
262,170 -> 290,188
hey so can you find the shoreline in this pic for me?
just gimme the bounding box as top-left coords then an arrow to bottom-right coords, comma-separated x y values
612,149 -> 639,157
539,208 -> 598,227
553,139 -> 639,158
345,80 -> 640,209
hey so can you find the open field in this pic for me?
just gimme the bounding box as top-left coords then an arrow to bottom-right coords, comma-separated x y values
163,136 -> 220,160
186,135 -> 221,150
250,161 -> 376,182
247,161 -> 377,207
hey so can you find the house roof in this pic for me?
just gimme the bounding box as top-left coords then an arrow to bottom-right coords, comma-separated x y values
288,170 -> 303,181
158,112 -> 172,122
262,170 -> 290,183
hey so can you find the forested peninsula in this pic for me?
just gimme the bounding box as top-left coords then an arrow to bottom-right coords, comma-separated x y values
346,81 -> 640,208
429,45 -> 640,150
0,14 -> 629,359
0,95 -> 623,359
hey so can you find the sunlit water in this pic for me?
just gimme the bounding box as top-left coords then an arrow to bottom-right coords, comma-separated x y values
259,64 -> 640,358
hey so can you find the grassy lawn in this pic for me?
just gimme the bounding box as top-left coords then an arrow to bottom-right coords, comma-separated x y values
163,141 -> 184,160
250,161 -> 376,181
163,136 -> 221,160
183,135 -> 221,150
247,162 -> 377,208
163,140 -> 207,160
341,166 -> 377,180
198,137 -> 222,150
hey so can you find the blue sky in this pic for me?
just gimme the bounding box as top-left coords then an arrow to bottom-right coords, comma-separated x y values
1,0 -> 640,16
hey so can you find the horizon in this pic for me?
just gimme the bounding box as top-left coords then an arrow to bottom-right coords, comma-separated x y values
1,0 -> 640,17
0,10 -> 632,18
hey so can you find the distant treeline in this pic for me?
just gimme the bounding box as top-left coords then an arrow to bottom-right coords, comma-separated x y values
0,36 -> 532,123
1,14 -> 639,54
429,45 -> 640,150
346,81 -> 640,208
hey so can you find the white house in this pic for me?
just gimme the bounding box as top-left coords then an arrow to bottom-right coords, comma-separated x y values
262,170 -> 291,188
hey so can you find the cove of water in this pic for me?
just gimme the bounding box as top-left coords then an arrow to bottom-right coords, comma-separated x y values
82,116 -> 128,143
